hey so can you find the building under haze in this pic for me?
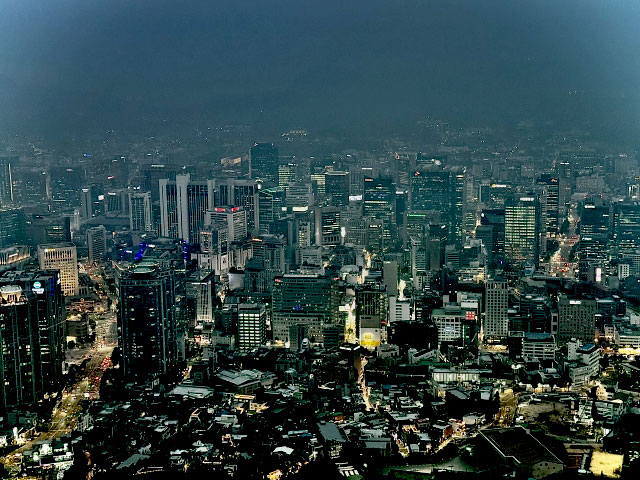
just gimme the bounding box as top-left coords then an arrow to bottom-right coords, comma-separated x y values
118,262 -> 182,380
504,195 -> 540,268
250,142 -> 279,186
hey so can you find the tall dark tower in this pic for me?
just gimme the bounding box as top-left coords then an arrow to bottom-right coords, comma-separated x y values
118,262 -> 183,380
250,142 -> 279,186
0,156 -> 16,207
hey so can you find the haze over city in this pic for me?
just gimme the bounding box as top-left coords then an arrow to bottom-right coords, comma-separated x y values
1,1 -> 640,480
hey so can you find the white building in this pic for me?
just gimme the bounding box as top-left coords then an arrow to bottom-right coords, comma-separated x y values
522,333 -> 556,361
238,303 -> 266,350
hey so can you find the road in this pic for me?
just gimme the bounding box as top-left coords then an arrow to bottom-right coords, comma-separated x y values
548,206 -> 578,278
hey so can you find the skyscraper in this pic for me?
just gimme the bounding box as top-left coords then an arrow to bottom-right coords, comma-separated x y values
250,142 -> 279,185
485,278 -> 508,338
0,286 -> 42,410
87,225 -> 108,263
257,186 -> 286,234
209,206 -> 248,242
363,177 -> 396,245
0,207 -> 26,248
536,174 -> 559,238
38,243 -> 79,297
578,200 -> 610,280
0,270 -> 66,397
0,156 -> 16,207
315,207 -> 342,247
504,195 -> 540,267
159,174 -> 215,244
118,262 -> 182,380
410,169 -> 451,226
325,171 -> 350,207
129,191 -> 153,232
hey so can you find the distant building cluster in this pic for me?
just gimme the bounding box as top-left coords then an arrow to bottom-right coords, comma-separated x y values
1,127 -> 640,478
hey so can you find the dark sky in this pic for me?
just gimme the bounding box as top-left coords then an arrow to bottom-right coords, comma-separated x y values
1,0 -> 639,142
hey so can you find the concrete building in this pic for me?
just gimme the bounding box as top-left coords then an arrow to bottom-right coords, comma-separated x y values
38,243 -> 79,297
484,278 -> 508,338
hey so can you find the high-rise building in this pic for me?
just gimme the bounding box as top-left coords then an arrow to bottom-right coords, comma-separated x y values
237,303 -> 267,350
410,168 -> 451,226
0,286 -> 42,410
272,273 -> 339,344
614,201 -> 640,253
536,174 -> 559,238
355,283 -> 388,349
38,243 -> 78,297
0,270 -> 66,396
257,187 -> 287,234
485,278 -> 508,338
250,142 -> 279,185
450,167 -> 466,246
0,156 -> 16,207
557,295 -> 596,344
278,162 -> 298,188
504,195 -> 540,267
159,174 -> 215,244
129,191 -> 153,232
578,200 -> 610,280
363,177 -> 396,244
118,262 -> 182,380
209,207 -> 248,242
80,183 -> 105,219
325,171 -> 350,207
315,207 -> 341,247
0,207 -> 26,248
87,225 -> 108,263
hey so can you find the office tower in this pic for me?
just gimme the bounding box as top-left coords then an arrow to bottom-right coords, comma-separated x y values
504,195 -> 540,267
218,179 -> 259,233
366,219 -> 385,253
410,168 -> 451,227
0,156 -> 16,207
310,172 -> 326,195
252,234 -> 286,278
428,224 -> 448,271
355,283 -> 388,349
614,201 -> 640,253
118,262 -> 182,380
272,273 -> 339,344
87,225 -> 108,263
187,271 -> 216,324
129,191 -> 153,232
14,167 -> 47,206
557,295 -> 597,344
485,278 -> 509,338
278,162 -> 298,188
286,183 -> 313,212
0,207 -> 26,248
250,142 -> 279,185
141,161 -> 183,203
315,207 -> 341,247
325,171 -> 350,207
237,303 -> 267,350
209,207 -> 248,242
0,286 -> 42,409
257,187 -> 286,234
38,243 -> 79,297
80,183 -> 105,219
159,174 -> 215,244
0,270 -> 66,395
536,174 -> 559,238
363,177 -> 396,244
450,167 -> 466,246
104,188 -> 130,215
578,200 -> 610,280
432,305 -> 468,345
